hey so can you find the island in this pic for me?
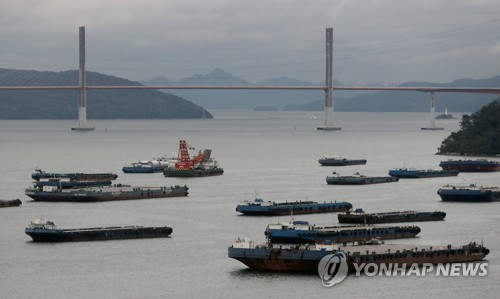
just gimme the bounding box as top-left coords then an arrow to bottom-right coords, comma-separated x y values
437,99 -> 500,156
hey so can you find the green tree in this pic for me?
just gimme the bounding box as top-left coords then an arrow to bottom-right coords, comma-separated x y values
438,99 -> 500,156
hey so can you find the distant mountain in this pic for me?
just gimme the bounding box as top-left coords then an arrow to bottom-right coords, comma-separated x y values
140,69 -> 348,109
0,68 -> 212,119
283,77 -> 500,112
141,69 -> 499,112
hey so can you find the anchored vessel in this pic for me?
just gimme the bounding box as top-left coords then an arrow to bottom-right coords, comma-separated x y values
25,218 -> 173,242
326,173 -> 399,185
34,177 -> 113,189
228,238 -> 489,273
264,220 -> 421,243
32,168 -> 118,182
438,184 -> 500,202
236,198 -> 352,216
24,184 -> 188,202
318,155 -> 367,166
388,168 -> 459,178
163,140 -> 224,177
0,199 -> 22,208
439,159 -> 500,172
338,209 -> 446,224
122,157 -> 175,173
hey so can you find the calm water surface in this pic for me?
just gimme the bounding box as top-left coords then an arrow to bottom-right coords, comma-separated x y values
1,111 -> 499,298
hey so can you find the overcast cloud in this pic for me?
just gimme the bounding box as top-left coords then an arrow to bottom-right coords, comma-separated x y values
1,0 -> 500,84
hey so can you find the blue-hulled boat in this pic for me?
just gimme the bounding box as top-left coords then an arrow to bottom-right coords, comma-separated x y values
438,184 -> 500,202
264,220 -> 421,243
235,198 -> 352,216
388,168 -> 459,178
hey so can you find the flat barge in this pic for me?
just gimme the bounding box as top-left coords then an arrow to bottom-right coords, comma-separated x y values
338,209 -> 446,224
236,198 -> 352,216
388,168 -> 459,178
34,177 -> 112,189
439,159 -> 500,172
25,218 -> 172,242
318,156 -> 367,166
228,238 -> 489,273
326,173 -> 399,185
438,184 -> 500,202
164,167 -> 224,177
32,168 -> 118,182
264,220 -> 421,243
25,184 -> 188,202
0,199 -> 22,208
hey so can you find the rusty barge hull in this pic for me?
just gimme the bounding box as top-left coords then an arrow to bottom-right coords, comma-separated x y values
228,243 -> 489,273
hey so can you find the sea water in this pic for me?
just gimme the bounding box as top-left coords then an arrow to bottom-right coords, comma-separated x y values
0,111 -> 499,298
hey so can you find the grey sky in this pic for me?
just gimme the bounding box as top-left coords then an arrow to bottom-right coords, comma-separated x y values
1,0 -> 500,84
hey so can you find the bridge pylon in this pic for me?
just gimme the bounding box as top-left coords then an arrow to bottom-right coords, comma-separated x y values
421,92 -> 444,130
72,26 -> 94,131
318,27 -> 340,131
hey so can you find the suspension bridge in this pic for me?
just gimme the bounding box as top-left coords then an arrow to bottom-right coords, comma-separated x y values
1,27 -> 499,131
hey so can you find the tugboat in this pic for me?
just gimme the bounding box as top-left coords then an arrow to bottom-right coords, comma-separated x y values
235,197 -> 352,216
25,184 -> 188,202
439,159 -> 500,172
0,199 -> 22,208
388,168 -> 459,178
25,217 -> 173,242
264,220 -> 421,243
437,184 -> 500,202
228,238 -> 489,273
338,209 -> 446,224
163,140 -> 224,177
318,155 -> 367,166
326,172 -> 399,185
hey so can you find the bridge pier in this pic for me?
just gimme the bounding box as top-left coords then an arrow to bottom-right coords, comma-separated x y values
72,26 -> 94,131
317,27 -> 340,131
421,92 -> 444,130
